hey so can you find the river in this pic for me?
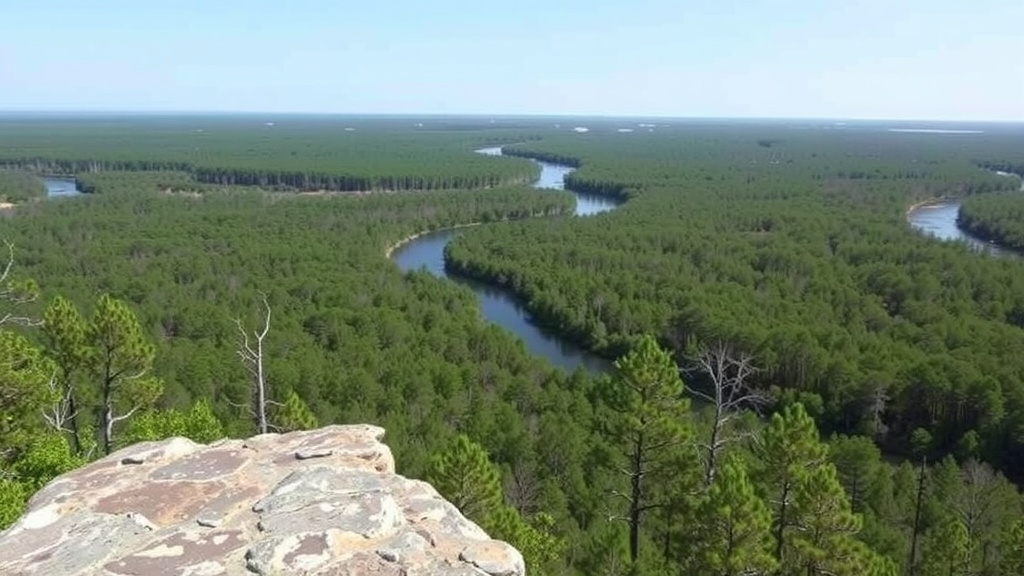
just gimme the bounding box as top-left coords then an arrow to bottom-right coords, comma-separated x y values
906,171 -> 1024,259
43,177 -> 82,197
390,147 -> 620,375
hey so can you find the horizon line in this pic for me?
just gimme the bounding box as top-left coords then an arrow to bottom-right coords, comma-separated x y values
0,109 -> 1022,125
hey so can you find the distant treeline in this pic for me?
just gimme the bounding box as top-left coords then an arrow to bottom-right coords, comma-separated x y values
0,117 -> 543,192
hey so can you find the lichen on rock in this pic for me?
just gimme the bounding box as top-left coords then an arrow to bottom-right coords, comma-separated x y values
0,425 -> 525,575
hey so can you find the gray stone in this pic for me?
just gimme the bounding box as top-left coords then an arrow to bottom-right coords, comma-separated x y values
296,448 -> 334,460
195,509 -> 223,528
459,541 -> 526,576
375,530 -> 430,563
0,426 -> 524,576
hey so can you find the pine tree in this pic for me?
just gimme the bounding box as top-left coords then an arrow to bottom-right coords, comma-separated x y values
427,434 -> 563,575
919,516 -> 969,576
692,459 -> 776,576
829,434 -> 882,514
788,464 -> 863,575
88,294 -> 163,454
755,402 -> 828,565
0,330 -> 57,452
603,334 -> 694,565
275,390 -> 318,432
427,434 -> 503,523
1001,519 -> 1024,575
41,296 -> 89,453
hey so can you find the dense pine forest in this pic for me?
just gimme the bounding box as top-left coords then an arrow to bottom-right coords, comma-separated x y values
2,115 -> 1024,575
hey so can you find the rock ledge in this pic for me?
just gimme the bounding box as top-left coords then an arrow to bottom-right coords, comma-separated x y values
0,425 -> 525,576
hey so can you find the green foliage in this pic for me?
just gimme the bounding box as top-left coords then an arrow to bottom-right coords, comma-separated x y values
0,171 -> 46,203
920,516 -> 970,576
427,434 -> 564,575
788,464 -> 864,574
41,295 -> 90,451
489,507 -> 567,576
0,478 -> 28,529
2,118 -> 1024,574
603,334 -> 695,564
0,330 -> 57,449
275,390 -> 318,432
446,125 -> 1024,480
123,399 -> 224,445
756,403 -> 828,563
88,294 -> 163,454
958,178 -> 1024,250
0,117 -> 541,192
1002,519 -> 1024,575
428,434 -> 504,523
690,459 -> 776,576
829,434 -> 883,513
9,433 -> 85,490
0,433 -> 83,530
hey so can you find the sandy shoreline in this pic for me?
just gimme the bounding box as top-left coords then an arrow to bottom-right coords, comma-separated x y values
383,222 -> 484,259
383,210 -> 564,259
904,196 -> 951,217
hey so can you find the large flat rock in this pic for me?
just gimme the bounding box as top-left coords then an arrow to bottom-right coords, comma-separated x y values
0,425 -> 524,576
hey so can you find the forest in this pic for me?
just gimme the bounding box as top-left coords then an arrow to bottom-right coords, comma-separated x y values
957,171 -> 1024,250
2,116 -> 1024,575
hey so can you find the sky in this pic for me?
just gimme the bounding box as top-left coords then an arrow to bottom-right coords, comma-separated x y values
1,0 -> 1022,121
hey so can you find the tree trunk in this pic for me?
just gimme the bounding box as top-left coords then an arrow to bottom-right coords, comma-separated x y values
908,456 -> 927,575
629,431 -> 644,564
68,391 -> 82,454
256,334 -> 267,434
706,405 -> 722,486
102,385 -> 113,455
775,482 -> 790,561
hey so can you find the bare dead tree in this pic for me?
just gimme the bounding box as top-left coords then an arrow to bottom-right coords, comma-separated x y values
0,239 -> 40,327
954,460 -> 1005,571
41,372 -> 77,434
236,295 -> 271,434
687,341 -> 768,486
504,459 -> 541,515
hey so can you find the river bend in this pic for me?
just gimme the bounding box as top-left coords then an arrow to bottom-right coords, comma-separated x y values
390,147 -> 620,375
906,171 -> 1024,259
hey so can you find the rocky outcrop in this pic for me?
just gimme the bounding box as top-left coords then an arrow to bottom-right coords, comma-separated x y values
0,425 -> 525,576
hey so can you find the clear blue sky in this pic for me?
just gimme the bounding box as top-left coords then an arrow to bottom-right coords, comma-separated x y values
2,0 -> 1021,121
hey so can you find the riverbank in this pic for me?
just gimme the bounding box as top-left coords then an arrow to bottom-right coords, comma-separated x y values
384,222 -> 483,259
904,196 -> 952,217
386,147 -> 618,375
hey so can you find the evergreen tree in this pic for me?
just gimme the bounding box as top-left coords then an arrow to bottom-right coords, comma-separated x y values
602,334 -> 694,565
691,459 -> 776,576
488,506 -> 566,576
41,296 -> 90,453
275,390 -> 319,432
1001,519 -> 1024,575
427,434 -> 503,523
829,433 -> 883,513
788,464 -> 864,575
919,516 -> 969,576
755,402 -> 828,565
87,294 -> 163,454
0,330 -> 57,452
427,434 -> 564,575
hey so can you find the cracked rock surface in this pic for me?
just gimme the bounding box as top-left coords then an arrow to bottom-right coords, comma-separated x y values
0,425 -> 525,576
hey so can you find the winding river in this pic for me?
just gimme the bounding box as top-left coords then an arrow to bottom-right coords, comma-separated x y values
390,147 -> 620,375
906,171 -> 1024,259
49,157 -> 1017,372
